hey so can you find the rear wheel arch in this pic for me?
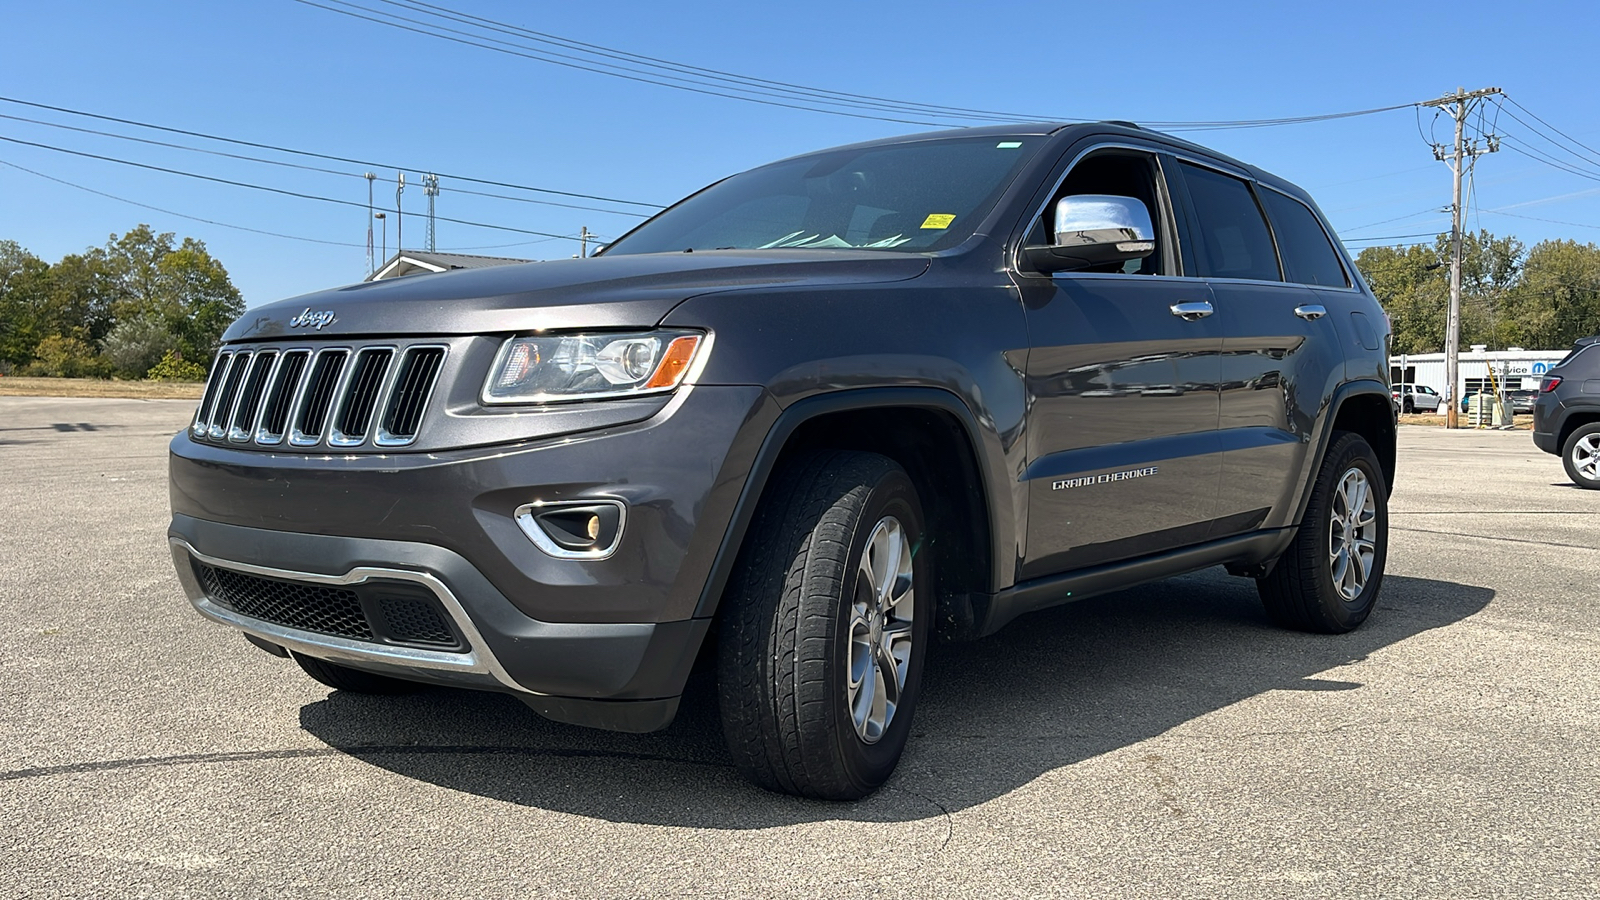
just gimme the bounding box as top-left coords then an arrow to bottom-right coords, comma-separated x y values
1558,411 -> 1600,453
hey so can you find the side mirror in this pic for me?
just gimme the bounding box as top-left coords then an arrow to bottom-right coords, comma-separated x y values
1023,194 -> 1156,273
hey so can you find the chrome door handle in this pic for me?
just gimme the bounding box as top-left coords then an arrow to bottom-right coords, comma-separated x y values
1170,300 -> 1214,320
1294,304 -> 1327,320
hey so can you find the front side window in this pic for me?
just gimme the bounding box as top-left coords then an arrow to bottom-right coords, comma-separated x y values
603,136 -> 1045,256
1027,151 -> 1169,275
1260,189 -> 1349,287
1179,163 -> 1281,282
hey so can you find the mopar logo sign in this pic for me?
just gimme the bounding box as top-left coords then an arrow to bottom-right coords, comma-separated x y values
288,308 -> 337,330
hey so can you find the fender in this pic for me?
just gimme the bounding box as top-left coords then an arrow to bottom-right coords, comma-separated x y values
690,386 -> 1014,620
1289,378 -> 1397,529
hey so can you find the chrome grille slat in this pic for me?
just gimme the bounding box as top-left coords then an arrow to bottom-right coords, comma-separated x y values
208,352 -> 252,440
193,350 -> 232,435
257,350 -> 310,444
229,351 -> 277,442
378,346 -> 446,446
329,348 -> 394,447
291,349 -> 349,446
191,341 -> 446,450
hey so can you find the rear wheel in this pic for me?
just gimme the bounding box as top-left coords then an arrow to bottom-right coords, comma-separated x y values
292,652 -> 424,694
1562,423 -> 1600,489
1257,431 -> 1388,633
1402,398 -> 1414,414
717,450 -> 930,800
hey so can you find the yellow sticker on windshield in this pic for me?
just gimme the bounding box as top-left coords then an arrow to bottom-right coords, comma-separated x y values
921,214 -> 956,230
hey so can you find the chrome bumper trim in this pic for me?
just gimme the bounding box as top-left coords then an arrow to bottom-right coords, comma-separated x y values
168,538 -> 531,694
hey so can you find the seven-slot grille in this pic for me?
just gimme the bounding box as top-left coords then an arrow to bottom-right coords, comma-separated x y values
192,343 -> 446,449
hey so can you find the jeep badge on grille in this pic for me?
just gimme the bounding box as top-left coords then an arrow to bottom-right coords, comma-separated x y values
288,308 -> 337,330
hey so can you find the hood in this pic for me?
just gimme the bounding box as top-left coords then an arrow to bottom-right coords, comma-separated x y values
223,250 -> 930,342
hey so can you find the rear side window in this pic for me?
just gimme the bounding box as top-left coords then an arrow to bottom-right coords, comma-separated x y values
1260,189 -> 1349,287
1179,163 -> 1280,282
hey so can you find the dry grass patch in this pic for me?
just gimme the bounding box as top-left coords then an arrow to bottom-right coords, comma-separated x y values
0,376 -> 204,400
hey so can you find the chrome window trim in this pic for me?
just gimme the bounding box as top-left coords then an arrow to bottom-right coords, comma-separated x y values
514,499 -> 628,560
328,345 -> 398,448
1013,138 -> 1365,294
169,538 -> 529,694
374,344 -> 450,447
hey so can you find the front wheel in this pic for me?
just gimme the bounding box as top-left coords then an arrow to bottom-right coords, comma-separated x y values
717,450 -> 930,800
1563,423 -> 1600,489
1257,431 -> 1389,633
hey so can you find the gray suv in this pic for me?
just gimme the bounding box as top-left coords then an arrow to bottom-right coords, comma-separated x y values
1533,335 -> 1600,488
169,123 -> 1396,799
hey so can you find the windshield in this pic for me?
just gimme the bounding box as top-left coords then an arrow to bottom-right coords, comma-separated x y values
603,136 -> 1045,256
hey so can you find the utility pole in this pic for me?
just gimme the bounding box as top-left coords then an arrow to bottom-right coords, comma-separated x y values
364,172 -> 377,277
579,225 -> 591,258
423,173 -> 440,252
395,171 -> 405,255
1421,86 -> 1501,427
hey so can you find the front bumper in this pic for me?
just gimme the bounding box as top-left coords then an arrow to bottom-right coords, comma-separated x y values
168,383 -> 778,730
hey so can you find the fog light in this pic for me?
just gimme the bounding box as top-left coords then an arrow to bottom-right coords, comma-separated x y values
514,500 -> 625,559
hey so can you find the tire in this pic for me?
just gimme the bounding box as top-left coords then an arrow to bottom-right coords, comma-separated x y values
1562,423 -> 1600,490
717,450 -> 930,800
292,652 -> 424,694
1402,399 -> 1413,414
1257,431 -> 1388,634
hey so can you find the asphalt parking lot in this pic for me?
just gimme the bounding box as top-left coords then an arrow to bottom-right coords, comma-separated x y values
2,396 -> 1596,899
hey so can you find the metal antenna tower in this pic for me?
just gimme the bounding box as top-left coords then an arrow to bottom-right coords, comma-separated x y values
423,173 -> 440,252
1421,86 -> 1501,428
395,171 -> 405,254
364,172 -> 376,276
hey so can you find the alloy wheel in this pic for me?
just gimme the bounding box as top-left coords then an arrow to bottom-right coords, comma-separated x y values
847,515 -> 915,744
1573,434 -> 1600,481
1328,467 -> 1378,601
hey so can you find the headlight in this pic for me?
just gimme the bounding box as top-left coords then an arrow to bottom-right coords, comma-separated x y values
482,330 -> 705,404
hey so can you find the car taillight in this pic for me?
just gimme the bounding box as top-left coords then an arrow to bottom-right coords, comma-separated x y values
1542,376 -> 1562,392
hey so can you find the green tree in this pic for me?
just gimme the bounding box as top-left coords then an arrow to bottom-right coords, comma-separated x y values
0,240 -> 53,367
1508,239 -> 1600,349
93,226 -> 243,363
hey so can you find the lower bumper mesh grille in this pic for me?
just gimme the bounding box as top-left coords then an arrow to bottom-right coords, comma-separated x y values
194,561 -> 465,651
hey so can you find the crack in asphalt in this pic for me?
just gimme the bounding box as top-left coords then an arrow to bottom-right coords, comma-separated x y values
0,744 -> 730,782
1392,526 -> 1600,552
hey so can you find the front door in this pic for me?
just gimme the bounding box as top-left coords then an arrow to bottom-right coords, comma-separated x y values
1017,148 -> 1223,579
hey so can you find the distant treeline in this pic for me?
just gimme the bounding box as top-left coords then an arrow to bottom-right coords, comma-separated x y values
0,225 -> 243,381
1355,231 -> 1600,354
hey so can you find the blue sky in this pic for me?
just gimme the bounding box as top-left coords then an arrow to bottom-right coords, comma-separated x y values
2,0 -> 1598,308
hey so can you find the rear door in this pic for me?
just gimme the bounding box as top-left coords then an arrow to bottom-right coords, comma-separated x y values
1016,145 -> 1222,579
1167,162 -> 1348,535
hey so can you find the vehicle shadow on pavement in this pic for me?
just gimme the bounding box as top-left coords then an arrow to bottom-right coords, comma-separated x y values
297,571 -> 1491,827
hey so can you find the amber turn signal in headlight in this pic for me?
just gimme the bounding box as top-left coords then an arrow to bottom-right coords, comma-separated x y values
482,331 -> 705,404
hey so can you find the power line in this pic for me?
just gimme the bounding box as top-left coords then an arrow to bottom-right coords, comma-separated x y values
1502,97 -> 1600,168
0,157 -> 367,247
0,94 -> 664,209
291,0 -> 1417,132
0,111 -> 653,218
0,133 -> 587,240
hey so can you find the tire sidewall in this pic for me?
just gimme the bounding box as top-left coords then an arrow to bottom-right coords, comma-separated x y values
1562,424 -> 1600,490
826,469 -> 931,791
1312,437 -> 1388,630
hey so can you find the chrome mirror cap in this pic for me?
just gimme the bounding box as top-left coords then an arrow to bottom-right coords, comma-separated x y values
1052,194 -> 1154,247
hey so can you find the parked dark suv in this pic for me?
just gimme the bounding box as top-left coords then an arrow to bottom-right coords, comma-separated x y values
1533,334 -> 1600,488
169,123 -> 1396,799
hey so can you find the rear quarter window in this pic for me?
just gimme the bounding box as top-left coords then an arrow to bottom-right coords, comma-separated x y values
1260,189 -> 1349,287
